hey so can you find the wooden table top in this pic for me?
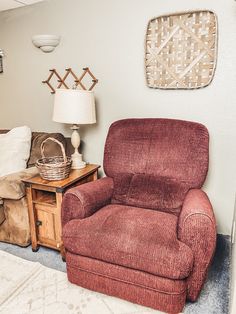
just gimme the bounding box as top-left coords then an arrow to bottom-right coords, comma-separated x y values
23,164 -> 100,189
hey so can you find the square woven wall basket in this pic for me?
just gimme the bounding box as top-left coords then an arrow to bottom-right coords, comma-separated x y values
145,10 -> 218,89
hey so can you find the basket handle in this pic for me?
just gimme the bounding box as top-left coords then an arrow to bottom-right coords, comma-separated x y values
40,137 -> 67,162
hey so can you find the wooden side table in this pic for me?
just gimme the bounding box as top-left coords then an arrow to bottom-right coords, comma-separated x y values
23,164 -> 100,258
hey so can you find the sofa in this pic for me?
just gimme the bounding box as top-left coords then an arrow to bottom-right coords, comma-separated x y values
61,118 -> 216,313
0,130 -> 73,246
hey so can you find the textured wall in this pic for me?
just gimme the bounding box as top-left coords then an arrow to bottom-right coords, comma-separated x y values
0,0 -> 235,234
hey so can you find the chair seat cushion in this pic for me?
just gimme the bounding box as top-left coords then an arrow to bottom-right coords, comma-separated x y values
63,204 -> 194,280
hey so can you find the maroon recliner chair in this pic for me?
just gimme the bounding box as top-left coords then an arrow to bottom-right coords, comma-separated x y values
62,118 -> 216,313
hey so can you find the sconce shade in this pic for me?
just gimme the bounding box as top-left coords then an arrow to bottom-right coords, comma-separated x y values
53,89 -> 96,125
32,35 -> 60,53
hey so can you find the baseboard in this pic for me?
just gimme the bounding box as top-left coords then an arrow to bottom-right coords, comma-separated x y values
230,194 -> 236,314
230,242 -> 236,314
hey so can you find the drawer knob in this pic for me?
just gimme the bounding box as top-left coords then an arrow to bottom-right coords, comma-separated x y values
36,220 -> 42,227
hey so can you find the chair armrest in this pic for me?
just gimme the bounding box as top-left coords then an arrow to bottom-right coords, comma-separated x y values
61,177 -> 114,227
0,167 -> 39,200
178,189 -> 217,301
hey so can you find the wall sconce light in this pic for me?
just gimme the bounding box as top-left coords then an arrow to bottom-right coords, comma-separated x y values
0,49 -> 5,73
32,35 -> 61,53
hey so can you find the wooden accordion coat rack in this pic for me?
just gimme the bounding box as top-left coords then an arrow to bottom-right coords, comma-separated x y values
43,67 -> 98,93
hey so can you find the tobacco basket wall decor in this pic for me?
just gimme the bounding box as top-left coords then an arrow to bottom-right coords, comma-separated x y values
145,10 -> 218,89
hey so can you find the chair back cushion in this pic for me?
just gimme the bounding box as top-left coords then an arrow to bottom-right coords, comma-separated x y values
0,126 -> 31,177
27,132 -> 67,167
0,130 -> 70,168
104,119 -> 209,214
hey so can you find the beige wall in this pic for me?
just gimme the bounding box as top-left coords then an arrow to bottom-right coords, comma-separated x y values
0,0 -> 235,234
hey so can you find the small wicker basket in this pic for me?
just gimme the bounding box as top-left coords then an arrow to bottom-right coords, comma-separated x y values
36,137 -> 72,181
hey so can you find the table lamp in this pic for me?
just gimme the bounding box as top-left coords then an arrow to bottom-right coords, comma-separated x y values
53,89 -> 96,169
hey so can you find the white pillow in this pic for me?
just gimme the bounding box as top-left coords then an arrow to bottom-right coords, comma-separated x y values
0,126 -> 32,177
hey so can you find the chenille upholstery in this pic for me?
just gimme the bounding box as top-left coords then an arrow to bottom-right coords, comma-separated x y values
63,205 -> 194,279
62,118 -> 216,313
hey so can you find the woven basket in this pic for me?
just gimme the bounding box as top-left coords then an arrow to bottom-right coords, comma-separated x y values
36,137 -> 72,181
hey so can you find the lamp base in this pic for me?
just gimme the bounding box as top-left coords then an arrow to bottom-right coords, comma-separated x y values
71,151 -> 86,169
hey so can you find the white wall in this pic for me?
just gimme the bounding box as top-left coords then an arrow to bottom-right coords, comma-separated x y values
0,0 -> 235,234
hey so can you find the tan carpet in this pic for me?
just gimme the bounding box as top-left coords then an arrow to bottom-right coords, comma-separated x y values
0,250 -> 163,314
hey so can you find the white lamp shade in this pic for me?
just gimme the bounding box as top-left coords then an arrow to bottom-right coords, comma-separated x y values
53,89 -> 96,124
